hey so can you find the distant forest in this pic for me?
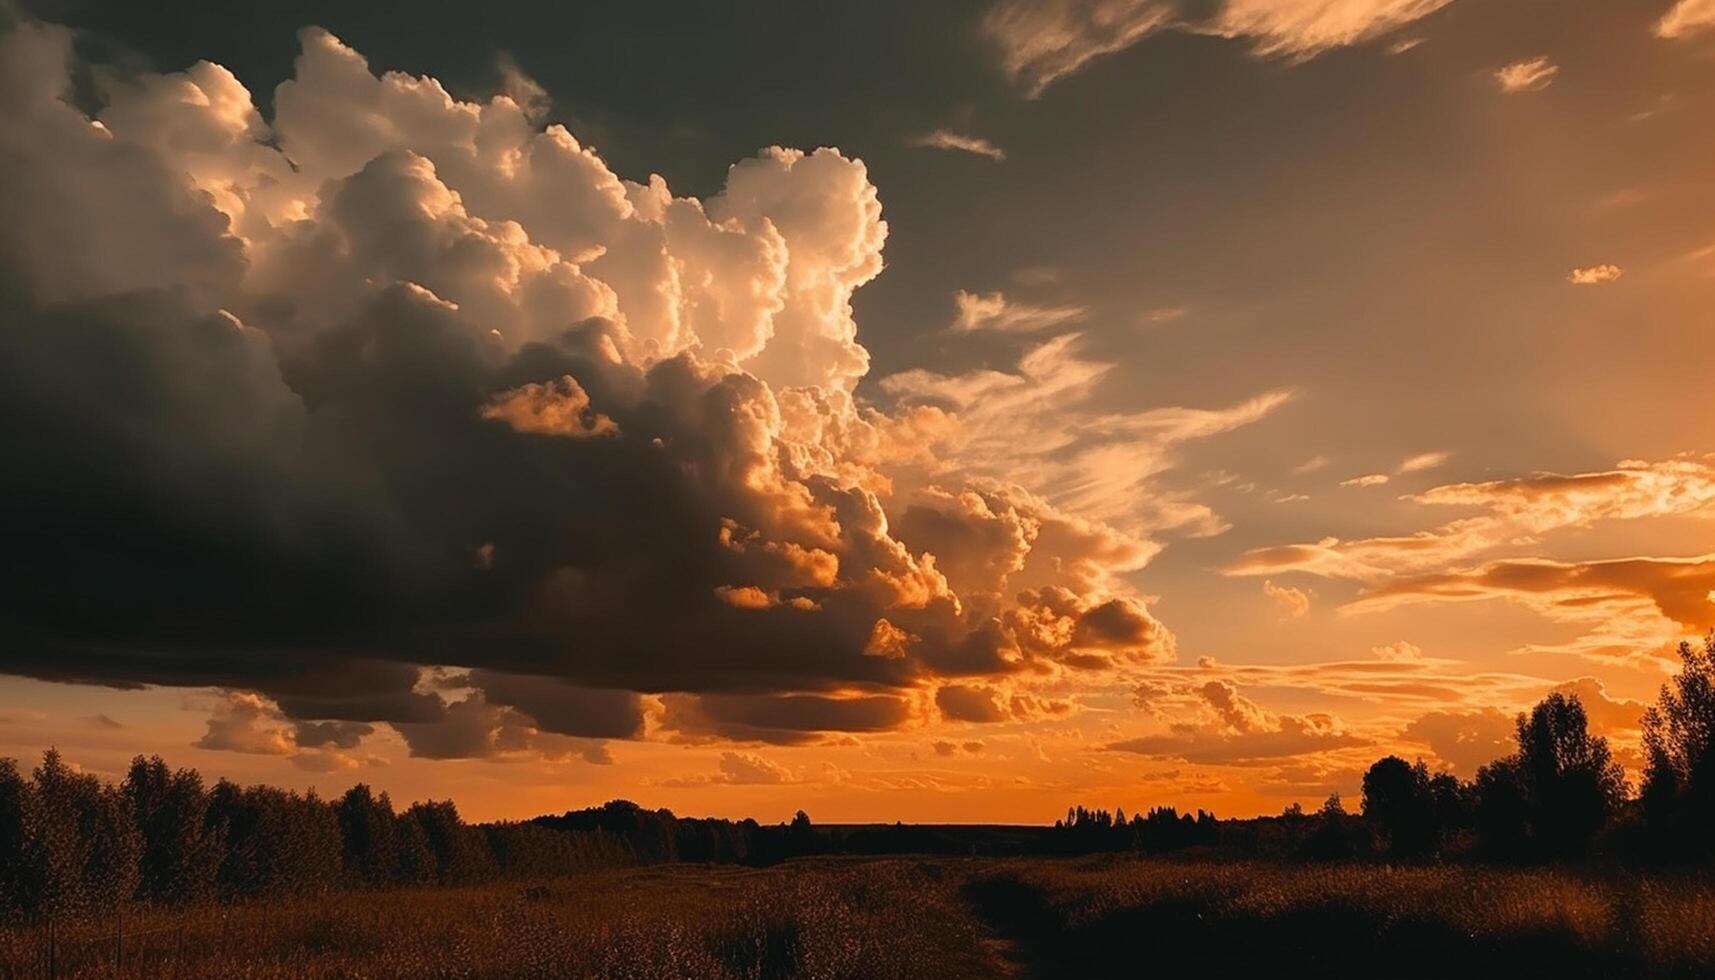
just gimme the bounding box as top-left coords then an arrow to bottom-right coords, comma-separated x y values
2,636 -> 1711,921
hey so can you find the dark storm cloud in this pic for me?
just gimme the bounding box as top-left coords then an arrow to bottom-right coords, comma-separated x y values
0,13 -> 1178,762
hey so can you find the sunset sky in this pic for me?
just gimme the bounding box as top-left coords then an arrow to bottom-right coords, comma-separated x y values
4,0 -> 1715,823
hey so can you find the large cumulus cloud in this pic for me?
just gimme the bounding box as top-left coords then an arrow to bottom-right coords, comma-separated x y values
0,15 -> 1188,759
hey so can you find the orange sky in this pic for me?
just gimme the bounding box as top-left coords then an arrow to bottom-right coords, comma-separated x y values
2,0 -> 1714,823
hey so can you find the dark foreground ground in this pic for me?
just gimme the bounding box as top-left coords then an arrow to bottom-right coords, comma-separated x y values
9,856 -> 1715,979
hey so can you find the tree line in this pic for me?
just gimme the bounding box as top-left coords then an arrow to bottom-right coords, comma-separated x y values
4,634 -> 1711,919
0,756 -> 829,922
1054,635 -> 1715,865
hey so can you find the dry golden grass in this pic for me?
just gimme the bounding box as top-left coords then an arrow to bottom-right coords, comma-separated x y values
7,856 -> 1715,978
3,860 -> 992,980
970,857 -> 1715,977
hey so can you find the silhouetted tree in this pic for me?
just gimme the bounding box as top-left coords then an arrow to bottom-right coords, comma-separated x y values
336,784 -> 400,886
123,756 -> 221,904
1641,634 -> 1715,858
1473,757 -> 1529,859
0,759 -> 43,917
208,780 -> 341,897
1516,693 -> 1624,857
404,800 -> 494,884
1362,756 -> 1439,859
1474,693 -> 1624,860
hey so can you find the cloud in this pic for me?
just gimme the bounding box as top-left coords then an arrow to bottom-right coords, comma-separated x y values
659,692 -> 916,745
950,289 -> 1086,333
1341,473 -> 1391,488
1568,264 -> 1623,285
937,683 -> 1010,723
716,750 -> 793,784
1657,0 -> 1715,38
983,0 -> 1452,96
195,692 -> 297,756
883,335 -> 1294,534
1198,0 -> 1453,62
1397,451 -> 1449,474
391,690 -> 611,763
1114,678 -> 1368,764
1495,57 -> 1558,93
1371,641 -> 1424,663
1233,456 -> 1715,581
1401,707 -> 1514,775
0,15 -> 1219,758
1235,458 -> 1715,664
1263,579 -> 1311,618
910,129 -> 1007,161
1550,677 -> 1645,734
196,692 -> 390,770
983,0 -> 1176,98
1347,554 -> 1715,662
480,376 -> 617,437
1294,455 -> 1331,474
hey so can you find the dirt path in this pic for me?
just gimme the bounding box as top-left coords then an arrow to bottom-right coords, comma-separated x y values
960,876 -> 1066,980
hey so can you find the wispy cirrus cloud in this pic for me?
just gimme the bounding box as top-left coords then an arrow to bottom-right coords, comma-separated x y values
1233,456 -> 1715,664
1398,451 -> 1450,474
909,129 -> 1007,161
983,0 -> 1453,97
1495,56 -> 1558,93
1657,0 -> 1715,38
950,289 -> 1086,333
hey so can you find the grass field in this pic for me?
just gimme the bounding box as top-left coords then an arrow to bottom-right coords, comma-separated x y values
7,857 -> 1714,979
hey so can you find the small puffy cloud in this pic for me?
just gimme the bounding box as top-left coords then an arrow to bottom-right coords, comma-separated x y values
1294,455 -> 1331,474
1263,579 -> 1311,618
716,750 -> 792,785
909,129 -> 1006,161
1401,707 -> 1514,775
1657,0 -> 1715,38
1549,676 -> 1645,734
1113,679 -> 1367,764
1568,264 -> 1623,285
480,376 -> 617,438
1495,56 -> 1558,93
932,739 -> 986,756
1397,451 -> 1449,474
391,690 -> 611,763
1341,473 -> 1391,488
293,720 -> 375,749
950,289 -> 1086,333
195,692 -> 296,756
1371,641 -> 1424,662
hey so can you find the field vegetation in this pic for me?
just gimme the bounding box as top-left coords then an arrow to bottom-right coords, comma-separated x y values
6,857 -> 1715,978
